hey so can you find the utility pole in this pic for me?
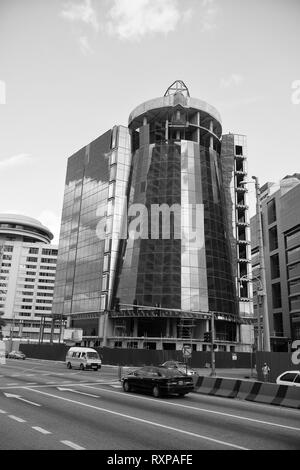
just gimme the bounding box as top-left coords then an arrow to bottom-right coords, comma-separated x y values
210,311 -> 216,376
252,176 -> 271,352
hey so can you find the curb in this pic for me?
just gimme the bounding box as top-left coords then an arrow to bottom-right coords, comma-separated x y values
194,375 -> 300,409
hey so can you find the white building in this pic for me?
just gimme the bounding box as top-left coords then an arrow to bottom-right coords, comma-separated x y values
0,214 -> 60,342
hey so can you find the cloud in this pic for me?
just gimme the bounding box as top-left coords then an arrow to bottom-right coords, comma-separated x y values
220,74 -> 244,89
0,153 -> 32,169
60,0 -> 99,32
200,0 -> 219,32
78,35 -> 93,55
106,0 -> 192,41
0,80 -> 6,105
38,210 -> 61,244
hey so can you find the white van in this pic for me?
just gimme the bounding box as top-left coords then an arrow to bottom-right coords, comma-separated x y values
65,347 -> 102,371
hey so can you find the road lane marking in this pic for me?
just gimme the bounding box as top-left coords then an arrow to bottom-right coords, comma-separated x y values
57,387 -> 99,398
4,392 -> 41,407
26,382 -> 37,385
25,388 -> 248,450
78,384 -> 300,434
0,381 -> 112,389
32,426 -> 52,435
0,409 -> 7,413
61,440 -> 85,450
6,383 -> 19,386
9,415 -> 26,423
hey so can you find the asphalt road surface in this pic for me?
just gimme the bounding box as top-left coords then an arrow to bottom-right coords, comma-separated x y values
0,358 -> 299,450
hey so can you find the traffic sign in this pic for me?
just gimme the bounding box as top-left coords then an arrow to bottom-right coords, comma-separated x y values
182,344 -> 192,357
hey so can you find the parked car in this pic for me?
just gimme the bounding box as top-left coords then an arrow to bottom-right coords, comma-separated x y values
276,370 -> 300,387
7,350 -> 26,360
160,361 -> 198,376
65,347 -> 102,371
122,366 -> 195,398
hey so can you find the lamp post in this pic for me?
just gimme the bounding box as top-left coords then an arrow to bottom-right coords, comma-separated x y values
240,176 -> 271,352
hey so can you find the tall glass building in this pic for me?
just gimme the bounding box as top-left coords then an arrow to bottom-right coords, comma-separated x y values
53,81 -> 253,351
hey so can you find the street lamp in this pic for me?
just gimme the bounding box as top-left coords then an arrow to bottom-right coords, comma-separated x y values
240,176 -> 271,352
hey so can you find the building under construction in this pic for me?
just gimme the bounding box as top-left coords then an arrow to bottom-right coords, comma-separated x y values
52,81 -> 253,351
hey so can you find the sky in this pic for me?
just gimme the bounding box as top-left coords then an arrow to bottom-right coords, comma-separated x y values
0,0 -> 299,243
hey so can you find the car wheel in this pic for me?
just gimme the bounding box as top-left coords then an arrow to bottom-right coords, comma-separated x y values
123,380 -> 131,392
67,362 -> 72,369
80,363 -> 85,371
178,393 -> 187,397
152,386 -> 160,398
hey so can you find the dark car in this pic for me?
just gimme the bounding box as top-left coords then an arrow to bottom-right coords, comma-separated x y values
7,350 -> 26,360
122,366 -> 194,398
161,361 -> 198,376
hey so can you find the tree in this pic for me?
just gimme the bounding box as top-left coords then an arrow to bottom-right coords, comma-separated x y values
0,312 -> 6,340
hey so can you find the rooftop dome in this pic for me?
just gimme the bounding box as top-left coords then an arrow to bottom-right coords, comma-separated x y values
0,213 -> 53,244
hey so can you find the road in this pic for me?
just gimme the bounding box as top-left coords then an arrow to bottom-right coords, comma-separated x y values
0,358 -> 299,450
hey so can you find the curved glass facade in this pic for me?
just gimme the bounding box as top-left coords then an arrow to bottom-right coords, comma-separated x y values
53,84 -> 247,350
116,137 -> 237,316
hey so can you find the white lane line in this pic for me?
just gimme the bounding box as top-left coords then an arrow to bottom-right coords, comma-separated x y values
6,383 -> 19,386
26,382 -> 37,385
79,384 -> 300,434
26,388 -> 247,450
9,415 -> 26,423
0,409 -> 7,414
46,382 -> 57,384
25,374 -> 35,377
61,440 -> 85,450
32,426 -> 52,435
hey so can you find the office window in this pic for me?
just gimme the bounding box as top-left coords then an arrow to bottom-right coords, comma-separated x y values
289,278 -> 300,296
27,257 -> 38,262
286,228 -> 300,250
108,182 -> 115,199
288,262 -> 300,279
109,164 -> 117,182
269,226 -> 278,251
42,249 -> 58,256
290,295 -> 300,312
272,283 -> 282,309
287,246 -> 300,265
267,199 -> 276,224
270,254 -> 280,279
3,246 -> 13,252
235,145 -> 243,155
29,247 -> 39,254
273,312 -> 283,336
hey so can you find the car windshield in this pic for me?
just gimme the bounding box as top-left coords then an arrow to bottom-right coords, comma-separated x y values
87,352 -> 99,359
157,368 -> 185,377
